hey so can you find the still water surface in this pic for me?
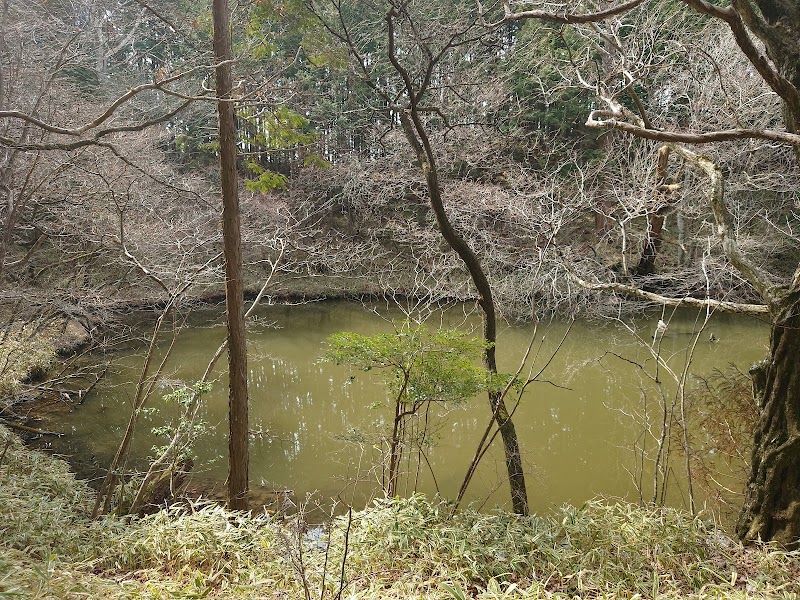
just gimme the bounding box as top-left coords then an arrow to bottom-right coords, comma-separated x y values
50,301 -> 768,514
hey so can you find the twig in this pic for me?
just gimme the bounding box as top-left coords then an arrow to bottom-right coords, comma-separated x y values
334,507 -> 353,600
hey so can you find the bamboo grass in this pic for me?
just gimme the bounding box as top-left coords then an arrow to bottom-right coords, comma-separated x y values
2,425 -> 798,599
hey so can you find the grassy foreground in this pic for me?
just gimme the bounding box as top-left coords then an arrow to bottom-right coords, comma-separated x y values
1,426 -> 799,599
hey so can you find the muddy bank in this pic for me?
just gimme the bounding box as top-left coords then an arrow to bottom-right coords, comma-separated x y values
0,313 -> 102,432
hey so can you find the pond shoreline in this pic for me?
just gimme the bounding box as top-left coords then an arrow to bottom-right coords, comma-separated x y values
4,291 -> 771,527
4,288 -> 484,505
46,302 -> 769,521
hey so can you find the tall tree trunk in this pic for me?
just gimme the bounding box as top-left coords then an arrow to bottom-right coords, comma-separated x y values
213,0 -> 249,511
399,111 -> 529,515
737,291 -> 800,548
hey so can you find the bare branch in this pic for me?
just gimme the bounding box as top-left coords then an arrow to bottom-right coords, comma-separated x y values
0,102 -> 192,151
667,143 -> 777,303
679,0 -> 800,115
489,0 -> 646,27
130,0 -> 179,32
0,66 -> 208,136
586,110 -> 800,146
567,270 -> 769,314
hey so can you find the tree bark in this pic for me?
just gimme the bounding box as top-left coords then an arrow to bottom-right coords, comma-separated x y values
213,0 -> 249,511
399,110 -> 529,515
737,291 -> 800,548
729,0 -> 800,546
729,0 -> 800,158
635,146 -> 679,276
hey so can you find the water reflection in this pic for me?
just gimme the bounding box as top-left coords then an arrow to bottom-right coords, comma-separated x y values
49,302 -> 768,517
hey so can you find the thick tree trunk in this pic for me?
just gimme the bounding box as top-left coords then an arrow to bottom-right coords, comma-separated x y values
213,0 -> 249,511
737,291 -> 800,548
731,1 -> 800,546
756,0 -> 800,162
731,0 -> 800,159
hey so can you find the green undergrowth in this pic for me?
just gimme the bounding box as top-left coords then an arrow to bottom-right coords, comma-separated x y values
1,425 -> 799,599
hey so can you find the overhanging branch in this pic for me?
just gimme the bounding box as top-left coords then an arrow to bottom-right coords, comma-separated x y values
586,111 -> 800,146
679,0 -> 800,116
567,271 -> 769,315
667,143 -> 777,304
0,66 -> 208,136
0,101 -> 191,152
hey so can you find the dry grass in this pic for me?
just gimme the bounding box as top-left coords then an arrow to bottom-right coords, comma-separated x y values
0,318 -> 62,402
1,424 -> 799,599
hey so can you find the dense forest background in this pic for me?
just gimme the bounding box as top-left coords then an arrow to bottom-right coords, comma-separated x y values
3,0 -> 796,318
2,0 -> 800,545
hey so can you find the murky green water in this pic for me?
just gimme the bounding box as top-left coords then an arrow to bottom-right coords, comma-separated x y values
47,301 -> 768,515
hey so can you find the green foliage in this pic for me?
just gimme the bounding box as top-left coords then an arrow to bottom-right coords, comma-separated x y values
240,106 -> 317,150
148,382 -> 213,461
504,21 -> 602,163
324,323 -> 507,407
324,323 -> 514,495
0,426 -> 97,560
302,153 -> 330,169
162,382 -> 212,408
244,163 -> 289,192
160,1 -> 335,174
239,106 -> 327,191
245,0 -> 344,69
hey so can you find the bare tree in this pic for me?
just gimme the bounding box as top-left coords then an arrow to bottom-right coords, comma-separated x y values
520,0 -> 800,546
306,0 -> 532,514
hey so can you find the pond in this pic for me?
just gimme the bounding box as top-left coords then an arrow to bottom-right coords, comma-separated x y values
44,301 -> 769,518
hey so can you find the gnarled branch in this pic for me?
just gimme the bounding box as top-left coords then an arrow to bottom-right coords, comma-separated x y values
567,271 -> 769,315
680,0 -> 800,118
586,110 -> 800,146
667,143 -> 777,304
488,0 -> 645,27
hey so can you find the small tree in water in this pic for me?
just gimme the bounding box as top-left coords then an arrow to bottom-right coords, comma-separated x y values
324,323 -> 513,498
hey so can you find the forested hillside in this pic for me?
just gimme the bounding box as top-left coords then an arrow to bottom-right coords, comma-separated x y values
3,0 -> 796,314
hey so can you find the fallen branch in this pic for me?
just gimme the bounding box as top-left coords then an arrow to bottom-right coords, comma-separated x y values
0,418 -> 63,436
